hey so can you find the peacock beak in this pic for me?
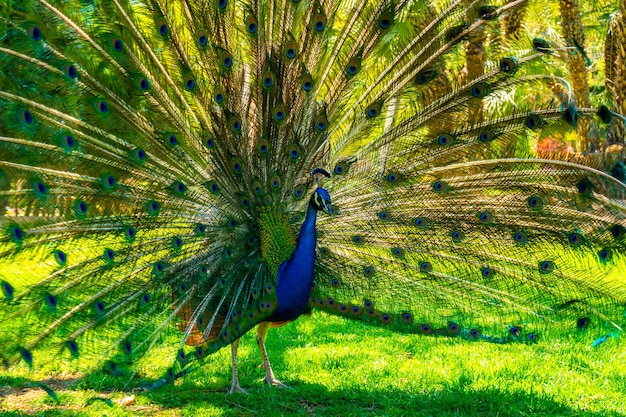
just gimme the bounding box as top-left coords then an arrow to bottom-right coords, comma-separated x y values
322,201 -> 333,215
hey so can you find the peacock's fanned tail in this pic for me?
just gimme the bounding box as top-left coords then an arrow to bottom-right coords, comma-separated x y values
0,0 -> 624,386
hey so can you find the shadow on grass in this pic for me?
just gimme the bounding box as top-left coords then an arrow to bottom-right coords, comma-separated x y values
2,372 -> 624,417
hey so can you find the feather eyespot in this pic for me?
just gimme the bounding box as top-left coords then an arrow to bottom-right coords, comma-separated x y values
525,114 -> 542,130
166,134 -> 178,146
450,230 -> 464,242
157,20 -> 169,37
270,175 -> 281,189
101,174 -> 116,190
230,117 -> 242,132
366,103 -> 381,118
146,200 -> 160,215
19,109 -> 33,126
95,100 -> 109,114
437,134 -> 454,146
313,14 -> 326,32
420,324 -> 433,335
577,317 -> 590,331
568,232 -> 582,246
20,348 -> 33,366
431,181 -> 448,192
29,25 -> 42,41
378,211 -> 391,221
93,301 -> 105,314
214,88 -> 225,105
135,76 -> 149,91
478,131 -> 494,142
414,217 -> 429,228
124,227 -> 136,242
598,248 -> 612,263
197,30 -> 208,46
478,211 -> 493,223
611,225 -> 625,240
74,200 -> 88,217
577,179 -> 593,195
293,185 -> 306,199
44,293 -> 57,310
153,261 -> 165,275
527,195 -> 544,210
513,231 -> 527,244
500,57 -> 518,73
195,223 -> 206,236
447,322 -> 461,335
10,226 -> 24,243
258,139 -> 269,155
470,83 -> 489,98
401,313 -> 413,324
284,43 -> 297,59
129,148 -> 146,164
245,16 -> 258,35
378,11 -> 393,29
262,70 -> 275,89
2,281 -> 14,301
171,181 -> 186,194
539,261 -> 554,273
103,248 -> 115,263
32,180 -> 48,199
380,314 -> 392,324
301,74 -> 314,91
315,115 -> 327,132
345,59 -> 360,76
184,76 -> 196,91
66,340 -> 79,357
274,106 -> 287,122
64,64 -> 77,79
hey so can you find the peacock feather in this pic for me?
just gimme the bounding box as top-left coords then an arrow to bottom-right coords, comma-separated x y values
0,0 -> 625,395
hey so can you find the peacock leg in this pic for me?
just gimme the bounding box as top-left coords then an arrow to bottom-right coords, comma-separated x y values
228,338 -> 248,394
256,321 -> 288,388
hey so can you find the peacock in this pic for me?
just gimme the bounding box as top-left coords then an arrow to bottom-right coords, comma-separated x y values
1,0 -> 626,396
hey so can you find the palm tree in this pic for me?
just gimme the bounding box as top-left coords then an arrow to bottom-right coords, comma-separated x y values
559,0 -> 600,152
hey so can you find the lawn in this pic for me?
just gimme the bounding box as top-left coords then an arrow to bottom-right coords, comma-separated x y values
1,311 -> 625,416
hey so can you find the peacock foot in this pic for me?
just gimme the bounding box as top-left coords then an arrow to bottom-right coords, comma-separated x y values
228,381 -> 249,395
265,377 -> 290,389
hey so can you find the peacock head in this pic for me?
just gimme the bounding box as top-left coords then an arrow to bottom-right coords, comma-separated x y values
311,187 -> 332,214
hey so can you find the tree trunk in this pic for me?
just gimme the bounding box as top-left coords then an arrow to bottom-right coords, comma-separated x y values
559,0 -> 599,152
605,0 -> 626,148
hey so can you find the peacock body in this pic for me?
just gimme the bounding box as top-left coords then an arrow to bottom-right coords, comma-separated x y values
1,0 -> 625,394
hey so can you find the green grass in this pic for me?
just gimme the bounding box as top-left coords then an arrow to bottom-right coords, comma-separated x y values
1,312 -> 625,416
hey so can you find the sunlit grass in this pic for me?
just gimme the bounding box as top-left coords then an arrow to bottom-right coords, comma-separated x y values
1,311 -> 625,417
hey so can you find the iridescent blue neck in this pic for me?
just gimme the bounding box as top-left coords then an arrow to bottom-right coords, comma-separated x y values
270,204 -> 318,321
